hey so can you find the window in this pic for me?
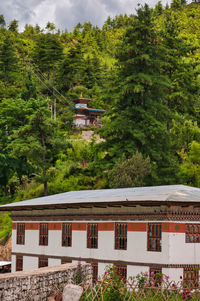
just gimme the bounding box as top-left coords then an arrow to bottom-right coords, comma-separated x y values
87,223 -> 98,249
92,262 -> 98,283
116,265 -> 127,280
148,223 -> 161,252
39,223 -> 48,246
62,223 -> 72,247
186,224 -> 200,243
16,223 -> 25,245
61,259 -> 72,264
150,266 -> 162,286
183,267 -> 199,288
115,223 -> 127,250
38,257 -> 48,268
16,255 -> 23,271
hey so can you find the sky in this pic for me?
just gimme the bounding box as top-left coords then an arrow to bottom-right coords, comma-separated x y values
0,0 -> 171,32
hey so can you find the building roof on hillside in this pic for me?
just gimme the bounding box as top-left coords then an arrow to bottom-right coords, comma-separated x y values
71,107 -> 106,113
1,185 -> 200,211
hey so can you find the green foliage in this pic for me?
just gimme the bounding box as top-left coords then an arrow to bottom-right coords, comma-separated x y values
179,141 -> 200,187
9,99 -> 67,196
108,152 -> 150,188
101,4 -> 174,183
0,2 -> 200,241
0,213 -> 12,244
0,33 -> 19,86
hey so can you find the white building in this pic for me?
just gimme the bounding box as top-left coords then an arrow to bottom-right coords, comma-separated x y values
1,185 -> 200,285
71,97 -> 105,128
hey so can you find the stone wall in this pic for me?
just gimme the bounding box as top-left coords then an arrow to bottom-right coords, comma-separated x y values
0,263 -> 91,301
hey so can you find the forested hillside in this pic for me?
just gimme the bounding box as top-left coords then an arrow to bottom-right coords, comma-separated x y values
0,1 -> 200,241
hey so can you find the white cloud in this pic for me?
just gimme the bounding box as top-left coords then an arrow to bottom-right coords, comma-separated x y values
0,0 -> 180,32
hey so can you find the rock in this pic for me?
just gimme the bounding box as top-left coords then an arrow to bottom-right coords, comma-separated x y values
62,284 -> 83,301
47,297 -> 55,301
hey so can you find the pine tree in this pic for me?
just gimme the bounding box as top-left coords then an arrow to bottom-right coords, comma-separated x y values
101,4 -> 174,184
57,43 -> 84,92
161,12 -> 199,119
9,99 -> 66,196
0,33 -> 19,86
8,19 -> 18,33
34,33 -> 63,77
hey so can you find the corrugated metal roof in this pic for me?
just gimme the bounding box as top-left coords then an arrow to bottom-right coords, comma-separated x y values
0,261 -> 11,267
1,185 -> 200,210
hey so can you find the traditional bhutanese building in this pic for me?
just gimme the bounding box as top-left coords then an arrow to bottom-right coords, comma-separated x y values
1,185 -> 200,285
71,96 -> 105,128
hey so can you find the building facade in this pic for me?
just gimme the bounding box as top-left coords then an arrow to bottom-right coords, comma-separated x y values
71,97 -> 105,128
1,185 -> 200,284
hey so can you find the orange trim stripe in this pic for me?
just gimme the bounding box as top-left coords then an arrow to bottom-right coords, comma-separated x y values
128,223 -> 147,232
25,223 -> 39,230
49,223 -> 62,231
162,223 -> 186,233
72,223 -> 87,231
14,222 -> 187,233
99,222 -> 114,231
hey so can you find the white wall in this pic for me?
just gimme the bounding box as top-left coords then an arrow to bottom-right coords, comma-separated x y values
162,268 -> 183,283
23,256 -> 38,271
11,255 -> 16,273
12,220 -> 200,280
127,265 -> 149,279
11,222 -> 169,266
169,233 -> 200,264
48,258 -> 61,267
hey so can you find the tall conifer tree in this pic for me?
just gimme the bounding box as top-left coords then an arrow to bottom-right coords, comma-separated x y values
101,4 -> 174,184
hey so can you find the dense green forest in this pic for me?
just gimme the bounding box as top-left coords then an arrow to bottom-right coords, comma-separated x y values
0,1 -> 200,241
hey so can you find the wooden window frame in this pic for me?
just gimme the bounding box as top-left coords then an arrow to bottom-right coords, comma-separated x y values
183,267 -> 199,288
115,223 -> 127,250
62,223 -> 72,247
147,223 -> 162,252
61,259 -> 72,264
16,223 -> 25,245
87,223 -> 98,249
16,255 -> 23,271
186,224 -> 200,243
92,262 -> 98,283
116,264 -> 127,280
149,266 -> 162,286
38,257 -> 48,268
39,223 -> 48,246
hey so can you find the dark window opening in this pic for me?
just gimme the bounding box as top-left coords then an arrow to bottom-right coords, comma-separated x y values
17,223 -> 25,245
62,223 -> 72,247
87,223 -> 98,249
116,265 -> 127,280
183,267 -> 199,288
61,259 -> 72,264
39,223 -> 48,246
38,257 -> 48,268
16,255 -> 23,271
148,223 -> 161,252
149,266 -> 162,286
186,224 -> 200,243
115,223 -> 127,250
92,262 -> 98,283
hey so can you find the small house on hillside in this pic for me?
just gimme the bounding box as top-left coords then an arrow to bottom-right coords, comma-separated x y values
71,96 -> 105,128
1,185 -> 200,285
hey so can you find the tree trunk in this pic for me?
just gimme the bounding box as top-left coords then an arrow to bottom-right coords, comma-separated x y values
43,167 -> 48,196
41,136 -> 48,196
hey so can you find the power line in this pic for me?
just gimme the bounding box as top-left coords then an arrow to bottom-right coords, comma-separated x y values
25,59 -> 70,107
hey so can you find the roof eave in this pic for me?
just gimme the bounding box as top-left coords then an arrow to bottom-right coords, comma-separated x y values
0,200 -> 198,212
